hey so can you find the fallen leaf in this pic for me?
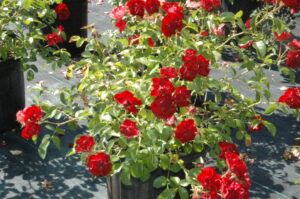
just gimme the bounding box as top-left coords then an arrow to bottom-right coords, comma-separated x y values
9,150 -> 22,156
283,151 -> 293,161
41,180 -> 53,189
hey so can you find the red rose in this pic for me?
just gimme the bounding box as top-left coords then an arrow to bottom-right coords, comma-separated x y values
109,5 -> 128,20
126,0 -> 145,18
201,192 -> 221,199
282,0 -> 300,14
151,94 -> 177,120
248,116 -> 265,132
225,153 -> 248,178
278,87 -> 300,109
147,38 -> 155,47
244,19 -> 252,29
180,63 -> 198,81
274,32 -> 292,41
239,40 -> 254,49
200,30 -> 209,36
174,119 -> 198,143
55,3 -> 71,20
182,49 -> 197,63
200,0 -> 221,12
161,13 -> 184,37
114,90 -> 142,113
150,77 -> 175,97
221,176 -> 250,199
197,167 -> 222,192
87,152 -> 112,177
145,0 -> 160,15
286,50 -> 300,69
289,39 -> 300,50
23,105 -> 43,125
218,142 -> 239,159
160,67 -> 178,78
21,123 -> 41,140
46,32 -> 64,46
75,135 -> 95,153
173,86 -> 191,107
162,2 -> 183,14
115,19 -> 126,32
128,34 -> 140,45
120,119 -> 139,138
57,25 -> 64,32
197,54 -> 210,76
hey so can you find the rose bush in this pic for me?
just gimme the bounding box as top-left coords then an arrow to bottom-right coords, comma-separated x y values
18,0 -> 300,198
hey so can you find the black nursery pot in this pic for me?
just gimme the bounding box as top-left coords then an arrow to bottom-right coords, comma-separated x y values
107,150 -> 207,199
0,59 -> 25,133
46,0 -> 88,57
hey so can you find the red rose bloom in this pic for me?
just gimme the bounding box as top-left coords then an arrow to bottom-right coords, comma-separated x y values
200,0 -> 221,12
23,105 -> 42,125
289,39 -> 300,50
87,152 -> 112,177
225,153 -> 248,178
57,25 -> 64,32
150,77 -> 175,97
278,87 -> 300,109
75,135 -> 95,153
151,94 -> 177,120
218,142 -> 239,159
286,50 -> 300,69
180,63 -> 198,81
174,119 -> 198,143
182,49 -> 197,63
126,0 -> 145,18
162,2 -> 183,14
197,54 -> 210,76
239,40 -> 254,48
274,32 -> 292,41
120,119 -> 139,138
201,192 -> 221,199
46,32 -> 64,46
114,90 -> 142,113
109,5 -> 128,20
221,176 -> 250,199
160,67 -> 178,78
55,3 -> 71,20
128,34 -> 140,45
161,13 -> 184,37
115,19 -> 126,32
147,38 -> 155,47
282,0 -> 300,14
173,86 -> 191,107
197,167 -> 222,192
21,123 -> 41,140
244,19 -> 252,29
145,0 -> 160,15
200,30 -> 209,36
248,116 -> 265,132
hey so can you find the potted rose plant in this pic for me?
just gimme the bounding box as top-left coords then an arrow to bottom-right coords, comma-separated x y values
0,0 -> 71,133
17,0 -> 300,198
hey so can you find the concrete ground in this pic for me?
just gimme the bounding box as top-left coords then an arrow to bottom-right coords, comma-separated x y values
0,2 -> 300,199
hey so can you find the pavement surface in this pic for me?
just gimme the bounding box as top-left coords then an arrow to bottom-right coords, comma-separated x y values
1,2 -> 300,199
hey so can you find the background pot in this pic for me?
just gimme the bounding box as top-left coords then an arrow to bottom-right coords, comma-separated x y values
45,0 -> 88,57
0,59 -> 25,133
107,150 -> 207,199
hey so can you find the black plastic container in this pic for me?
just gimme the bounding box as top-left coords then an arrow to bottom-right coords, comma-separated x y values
107,151 -> 207,199
45,0 -> 88,57
0,59 -> 25,133
222,0 -> 261,21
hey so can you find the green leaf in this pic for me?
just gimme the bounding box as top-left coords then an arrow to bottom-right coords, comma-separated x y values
120,167 -> 132,185
295,179 -> 300,184
178,187 -> 189,199
235,10 -> 243,19
157,188 -> 177,199
60,92 -> 67,105
264,104 -> 277,115
262,121 -> 276,136
52,136 -> 61,150
23,0 -> 34,10
159,154 -> 170,170
38,135 -> 51,159
253,41 -> 266,58
153,176 -> 167,188
238,36 -> 253,46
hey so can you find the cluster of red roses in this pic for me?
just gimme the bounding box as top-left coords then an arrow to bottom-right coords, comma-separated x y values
16,105 -> 43,140
263,0 -> 300,14
46,3 -> 70,46
279,86 -> 300,109
75,135 -> 112,177
195,142 -> 250,199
